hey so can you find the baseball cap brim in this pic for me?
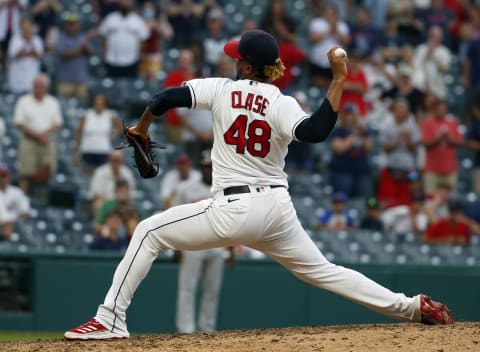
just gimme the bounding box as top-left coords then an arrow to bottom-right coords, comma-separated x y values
224,39 -> 243,60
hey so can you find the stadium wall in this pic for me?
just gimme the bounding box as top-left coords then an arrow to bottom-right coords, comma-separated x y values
0,252 -> 478,332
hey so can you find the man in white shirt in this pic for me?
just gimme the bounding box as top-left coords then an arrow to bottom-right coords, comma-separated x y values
159,154 -> 200,209
0,163 -> 30,240
14,74 -> 63,194
89,149 -> 136,213
7,17 -> 44,94
412,26 -> 452,99
98,0 -> 149,78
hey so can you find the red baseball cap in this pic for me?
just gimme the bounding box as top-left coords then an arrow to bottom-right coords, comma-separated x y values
224,30 -> 280,67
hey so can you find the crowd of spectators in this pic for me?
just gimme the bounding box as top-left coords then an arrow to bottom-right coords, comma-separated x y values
0,0 -> 480,252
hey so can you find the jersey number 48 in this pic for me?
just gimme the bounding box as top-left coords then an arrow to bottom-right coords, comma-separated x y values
224,114 -> 271,158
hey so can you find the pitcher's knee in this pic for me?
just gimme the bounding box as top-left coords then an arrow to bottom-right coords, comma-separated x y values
131,218 -> 152,238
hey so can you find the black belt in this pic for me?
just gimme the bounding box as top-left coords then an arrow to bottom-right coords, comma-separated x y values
223,185 -> 285,196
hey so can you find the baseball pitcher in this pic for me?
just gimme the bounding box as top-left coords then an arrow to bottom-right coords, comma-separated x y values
65,30 -> 452,340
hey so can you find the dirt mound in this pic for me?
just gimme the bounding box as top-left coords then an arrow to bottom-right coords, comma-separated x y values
2,322 -> 479,352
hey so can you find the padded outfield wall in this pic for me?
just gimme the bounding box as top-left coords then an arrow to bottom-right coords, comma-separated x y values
0,252 -> 478,332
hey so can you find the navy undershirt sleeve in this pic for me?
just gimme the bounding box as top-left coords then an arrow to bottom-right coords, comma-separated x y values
294,98 -> 338,143
147,87 -> 192,116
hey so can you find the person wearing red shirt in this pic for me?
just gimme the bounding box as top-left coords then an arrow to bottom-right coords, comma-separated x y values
273,41 -> 306,93
339,50 -> 368,117
420,98 -> 463,196
422,199 -> 471,245
164,49 -> 196,143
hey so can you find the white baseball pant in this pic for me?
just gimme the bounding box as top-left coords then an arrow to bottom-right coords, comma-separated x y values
95,186 -> 421,335
176,248 -> 225,333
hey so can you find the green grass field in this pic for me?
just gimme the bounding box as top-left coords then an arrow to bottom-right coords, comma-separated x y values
0,332 -> 62,342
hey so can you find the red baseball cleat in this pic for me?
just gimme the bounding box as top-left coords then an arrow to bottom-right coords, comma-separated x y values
64,318 -> 129,340
420,294 -> 454,325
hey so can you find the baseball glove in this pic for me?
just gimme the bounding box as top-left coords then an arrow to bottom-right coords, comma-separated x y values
115,124 -> 166,179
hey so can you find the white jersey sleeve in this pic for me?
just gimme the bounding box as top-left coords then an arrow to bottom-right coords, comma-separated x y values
183,78 -> 230,110
270,95 -> 309,142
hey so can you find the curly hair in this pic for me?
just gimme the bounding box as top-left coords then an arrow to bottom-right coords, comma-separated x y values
251,59 -> 286,82
263,59 -> 286,82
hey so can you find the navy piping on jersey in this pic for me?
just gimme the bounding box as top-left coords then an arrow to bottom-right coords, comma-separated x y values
291,115 -> 310,141
185,82 -> 197,109
110,208 -> 209,332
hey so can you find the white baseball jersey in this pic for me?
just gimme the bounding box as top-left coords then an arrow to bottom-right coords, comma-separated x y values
184,78 -> 309,192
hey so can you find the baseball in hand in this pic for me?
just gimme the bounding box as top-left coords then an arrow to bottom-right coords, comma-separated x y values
334,48 -> 347,58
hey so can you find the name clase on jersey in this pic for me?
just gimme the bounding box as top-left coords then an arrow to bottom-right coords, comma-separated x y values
231,91 -> 269,116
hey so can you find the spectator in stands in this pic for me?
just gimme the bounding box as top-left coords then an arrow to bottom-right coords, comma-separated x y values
422,198 -> 471,245
176,106 -> 213,167
89,149 -> 136,213
167,0 -> 205,48
92,0 -> 119,21
378,15 -> 407,65
466,101 -> 480,194
139,1 -> 173,81
73,93 -> 123,175
340,48 -> 369,118
377,98 -> 420,208
349,6 -> 380,57
363,0 -> 390,28
386,0 -> 423,45
260,0 -> 297,44
272,38 -> 305,93
201,8 -> 228,76
411,25 -> 452,100
462,25 -> 480,112
360,196 -> 384,232
285,91 -> 314,173
308,4 -> 350,89
425,181 -> 452,224
30,0 -> 62,50
416,0 -> 453,44
0,0 -> 27,70
7,17 -> 44,94
213,53 -> 234,78
315,192 -> 355,231
0,163 -> 30,240
381,64 -> 425,120
160,154 -> 200,209
90,211 -> 130,251
258,0 -> 305,93
421,97 -> 463,196
14,74 -> 63,194
98,0 -> 149,78
164,49 -> 196,144
55,12 -> 92,100
94,179 -> 142,239
329,103 -> 373,198
382,192 -> 429,235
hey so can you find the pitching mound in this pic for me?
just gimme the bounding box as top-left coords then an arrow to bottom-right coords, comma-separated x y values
2,322 -> 479,352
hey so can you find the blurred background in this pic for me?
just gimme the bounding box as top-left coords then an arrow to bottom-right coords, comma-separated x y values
0,0 -> 480,335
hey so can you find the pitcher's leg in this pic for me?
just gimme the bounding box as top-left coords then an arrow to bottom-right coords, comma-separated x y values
176,251 -> 203,333
251,224 -> 421,323
198,249 -> 225,332
96,201 -> 227,334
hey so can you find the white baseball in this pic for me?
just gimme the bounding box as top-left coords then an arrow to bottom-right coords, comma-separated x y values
334,48 -> 347,58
